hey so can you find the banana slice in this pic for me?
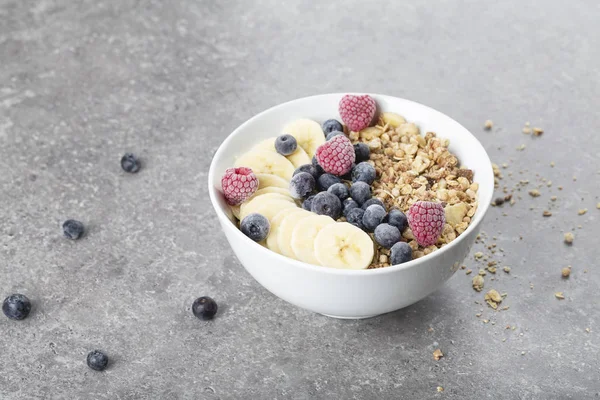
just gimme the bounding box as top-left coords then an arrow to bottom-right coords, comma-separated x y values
281,119 -> 325,158
240,193 -> 295,220
230,204 -> 241,220
251,187 -> 293,200
254,137 -> 312,168
381,112 -> 406,128
256,173 -> 289,189
290,215 -> 335,265
277,209 -> 312,259
235,149 -> 295,181
314,222 -> 374,270
266,209 -> 294,253
241,200 -> 297,224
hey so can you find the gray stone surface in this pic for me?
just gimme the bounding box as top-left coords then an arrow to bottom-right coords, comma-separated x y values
1,0 -> 599,398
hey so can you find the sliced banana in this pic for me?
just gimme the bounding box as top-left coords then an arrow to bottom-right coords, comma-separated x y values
277,209 -> 312,259
290,215 -> 335,265
381,112 -> 406,128
256,173 -> 289,189
234,149 -> 295,181
268,208 -> 307,254
254,137 -> 312,168
251,187 -> 293,200
240,193 -> 295,220
314,222 -> 374,270
281,119 -> 325,158
230,204 -> 241,220
241,200 -> 297,224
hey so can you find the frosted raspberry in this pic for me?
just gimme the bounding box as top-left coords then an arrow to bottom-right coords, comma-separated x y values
315,135 -> 355,176
221,167 -> 258,205
338,94 -> 377,132
407,201 -> 445,247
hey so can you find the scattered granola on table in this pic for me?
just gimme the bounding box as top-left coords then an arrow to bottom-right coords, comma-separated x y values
555,292 -> 565,300
433,349 -> 444,361
485,289 -> 503,309
562,267 -> 571,278
484,120 -> 493,130
472,275 -> 484,292
564,232 -> 574,245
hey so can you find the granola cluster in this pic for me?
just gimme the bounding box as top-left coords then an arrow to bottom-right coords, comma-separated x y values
346,115 -> 479,268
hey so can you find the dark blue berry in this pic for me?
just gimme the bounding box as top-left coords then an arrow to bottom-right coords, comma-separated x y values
192,296 -> 218,320
390,242 -> 413,265
2,294 -> 31,320
87,350 -> 109,371
326,131 -> 344,141
354,143 -> 370,163
362,204 -> 386,232
322,119 -> 343,134
317,173 -> 341,192
275,134 -> 298,156
361,198 -> 385,210
293,164 -> 319,180
385,209 -> 408,232
374,223 -> 401,249
312,156 -> 325,176
352,162 -> 376,185
289,172 -> 316,199
311,192 -> 342,219
342,198 -> 360,216
327,183 -> 349,201
121,153 -> 140,173
302,194 -> 316,211
346,208 -> 365,230
349,181 -> 371,205
240,213 -> 270,242
62,219 -> 84,240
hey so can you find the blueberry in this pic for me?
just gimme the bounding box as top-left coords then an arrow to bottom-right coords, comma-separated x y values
317,173 -> 341,192
342,198 -> 360,216
87,350 -> 109,371
346,208 -> 365,230
121,153 -> 140,173
327,183 -> 349,201
289,172 -> 316,199
2,294 -> 31,320
326,131 -> 344,141
275,134 -> 298,156
322,119 -> 343,134
362,204 -> 386,232
354,143 -> 370,163
293,164 -> 318,180
311,192 -> 342,219
349,181 -> 371,205
352,162 -> 376,185
240,213 -> 270,242
192,296 -> 218,320
62,219 -> 85,240
390,242 -> 413,265
302,194 -> 316,211
385,209 -> 408,232
374,223 -> 401,249
361,198 -> 385,210
312,156 -> 325,176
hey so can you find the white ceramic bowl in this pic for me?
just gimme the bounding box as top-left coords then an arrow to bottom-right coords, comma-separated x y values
208,94 -> 494,319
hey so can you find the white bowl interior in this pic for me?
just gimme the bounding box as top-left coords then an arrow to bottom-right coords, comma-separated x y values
208,93 -> 494,272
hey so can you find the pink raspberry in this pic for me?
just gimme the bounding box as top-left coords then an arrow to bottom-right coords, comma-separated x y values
338,94 -> 377,132
315,135 -> 355,176
407,201 -> 446,247
221,167 -> 258,205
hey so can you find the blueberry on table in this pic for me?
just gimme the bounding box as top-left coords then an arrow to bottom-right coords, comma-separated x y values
275,134 -> 298,156
192,296 -> 218,320
311,192 -> 342,220
362,204 -> 387,232
390,242 -> 413,265
302,194 -> 316,211
374,223 -> 401,249
346,207 -> 365,230
317,173 -> 341,192
361,198 -> 385,210
293,164 -> 319,180
385,209 -> 408,232
87,350 -> 109,371
327,183 -> 349,201
349,181 -> 371,205
240,213 -> 270,242
342,198 -> 360,216
2,294 -> 32,320
326,131 -> 344,141
322,119 -> 343,134
351,162 -> 376,185
62,219 -> 85,240
354,143 -> 370,163
289,172 -> 316,199
121,153 -> 141,173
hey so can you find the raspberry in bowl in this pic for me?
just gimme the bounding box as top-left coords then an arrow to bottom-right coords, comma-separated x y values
208,93 -> 494,318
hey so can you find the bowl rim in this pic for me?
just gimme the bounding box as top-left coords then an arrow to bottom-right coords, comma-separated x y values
208,93 -> 494,276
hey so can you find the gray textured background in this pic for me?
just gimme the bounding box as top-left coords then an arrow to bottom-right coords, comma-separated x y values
1,0 -> 599,399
